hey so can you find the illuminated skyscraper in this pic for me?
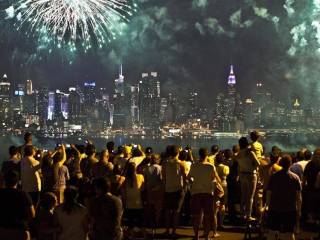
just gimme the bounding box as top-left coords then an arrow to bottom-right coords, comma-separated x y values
26,79 -> 33,95
139,72 -> 161,129
115,64 -> 124,96
68,87 -> 83,124
0,74 -> 11,125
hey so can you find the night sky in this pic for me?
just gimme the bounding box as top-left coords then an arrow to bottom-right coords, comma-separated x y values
0,0 -> 319,105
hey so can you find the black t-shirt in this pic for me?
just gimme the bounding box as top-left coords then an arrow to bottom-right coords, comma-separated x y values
1,160 -> 21,176
0,188 -> 33,230
304,161 -> 320,190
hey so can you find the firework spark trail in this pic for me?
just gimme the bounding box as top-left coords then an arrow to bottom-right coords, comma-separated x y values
14,0 -> 136,51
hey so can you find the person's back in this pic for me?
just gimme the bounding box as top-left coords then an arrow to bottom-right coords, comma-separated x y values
144,163 -> 162,190
268,169 -> 301,212
90,177 -> 123,240
90,193 -> 122,240
92,161 -> 113,179
0,170 -> 34,239
2,146 -> 21,176
20,146 -> 41,205
54,204 -> 87,240
163,158 -> 184,193
189,162 -> 214,195
54,187 -> 88,240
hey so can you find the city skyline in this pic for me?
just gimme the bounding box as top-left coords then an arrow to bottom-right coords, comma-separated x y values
0,62 -> 315,140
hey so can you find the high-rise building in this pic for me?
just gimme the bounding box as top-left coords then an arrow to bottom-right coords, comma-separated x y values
130,84 -> 139,126
37,87 -> 49,127
26,79 -> 33,95
139,72 -> 161,128
112,65 -> 129,129
115,64 -> 124,96
188,92 -> 200,119
47,91 -> 55,120
0,74 -> 11,125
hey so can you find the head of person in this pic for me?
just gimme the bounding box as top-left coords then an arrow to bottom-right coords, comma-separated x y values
271,146 -> 281,156
53,152 -> 63,164
76,144 -> 86,154
178,150 -> 188,161
145,147 -> 153,156
24,145 -> 35,157
211,145 -> 219,155
304,150 -> 312,161
311,148 -> 320,167
24,132 -> 32,144
4,170 -> 19,188
132,147 -> 142,157
123,146 -> 132,158
238,137 -> 249,150
199,148 -> 209,162
85,144 -> 96,157
100,149 -> 109,162
279,154 -> 292,170
224,149 -> 232,160
125,162 -> 137,187
215,151 -> 225,165
42,154 -> 53,168
63,186 -> 79,214
93,177 -> 111,196
106,141 -> 115,153
168,145 -> 180,158
150,153 -> 160,165
40,192 -> 57,211
270,151 -> 281,165
296,150 -> 305,162
250,131 -> 260,142
232,145 -> 240,155
8,146 -> 19,158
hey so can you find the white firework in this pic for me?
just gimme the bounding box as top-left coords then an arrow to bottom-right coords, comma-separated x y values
15,0 -> 136,50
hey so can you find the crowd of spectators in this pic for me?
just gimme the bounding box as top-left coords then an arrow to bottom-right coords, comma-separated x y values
0,131 -> 319,240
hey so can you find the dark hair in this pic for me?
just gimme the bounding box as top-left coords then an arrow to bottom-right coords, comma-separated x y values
125,162 -> 137,188
117,146 -> 125,155
211,145 -> 219,154
179,150 -> 188,161
24,132 -> 32,143
167,145 -> 179,158
53,152 -> 63,164
296,151 -> 305,162
63,186 -> 79,214
250,131 -> 259,142
4,170 -> 19,188
224,149 -> 232,159
270,152 -> 280,164
232,145 -> 240,154
199,148 -> 208,160
239,137 -> 249,149
279,154 -> 292,169
93,177 -> 111,194
215,152 -> 225,164
145,147 -> 153,155
40,192 -> 57,210
85,144 -> 96,156
24,145 -> 34,157
132,148 -> 142,157
304,150 -> 312,160
106,141 -> 115,152
8,146 -> 19,157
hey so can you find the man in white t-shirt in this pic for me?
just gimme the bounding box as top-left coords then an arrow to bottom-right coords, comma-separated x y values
188,148 -> 219,240
20,145 -> 41,206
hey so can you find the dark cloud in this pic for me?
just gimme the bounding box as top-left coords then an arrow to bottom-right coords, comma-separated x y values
0,0 -> 319,106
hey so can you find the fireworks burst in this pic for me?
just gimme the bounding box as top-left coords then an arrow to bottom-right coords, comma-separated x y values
13,0 -> 137,52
